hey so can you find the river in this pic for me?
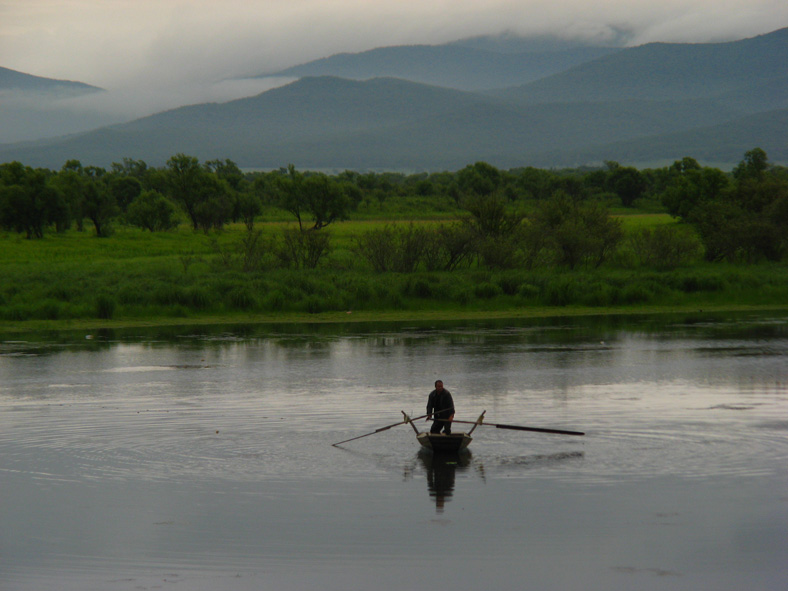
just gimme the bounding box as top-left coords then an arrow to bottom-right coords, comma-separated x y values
1,313 -> 787,590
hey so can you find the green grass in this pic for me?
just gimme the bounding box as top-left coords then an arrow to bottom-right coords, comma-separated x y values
2,218 -> 788,333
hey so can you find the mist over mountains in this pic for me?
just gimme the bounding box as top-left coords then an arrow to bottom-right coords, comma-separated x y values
1,27 -> 786,171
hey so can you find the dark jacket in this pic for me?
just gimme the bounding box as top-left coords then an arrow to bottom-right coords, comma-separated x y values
427,388 -> 454,420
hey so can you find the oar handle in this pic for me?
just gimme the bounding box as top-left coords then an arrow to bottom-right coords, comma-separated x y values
439,417 -> 585,436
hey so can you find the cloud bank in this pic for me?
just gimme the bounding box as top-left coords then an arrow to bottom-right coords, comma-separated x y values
3,0 -> 786,86
1,0 -> 786,127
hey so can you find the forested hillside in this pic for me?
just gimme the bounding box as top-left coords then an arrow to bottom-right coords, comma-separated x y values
1,28 -> 786,170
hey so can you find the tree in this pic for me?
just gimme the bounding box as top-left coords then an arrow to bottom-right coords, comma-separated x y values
126,190 -> 179,231
108,175 -> 142,212
273,164 -> 306,230
81,175 -> 118,237
732,147 -> 769,182
236,192 -> 262,231
661,164 -> 729,220
607,164 -> 647,207
204,158 -> 245,191
0,162 -> 65,238
50,161 -> 88,231
527,192 -> 622,269
165,154 -> 208,230
301,174 -> 352,230
457,162 -> 502,198
110,158 -> 149,183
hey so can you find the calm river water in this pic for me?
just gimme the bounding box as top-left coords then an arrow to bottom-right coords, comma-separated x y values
1,313 -> 787,591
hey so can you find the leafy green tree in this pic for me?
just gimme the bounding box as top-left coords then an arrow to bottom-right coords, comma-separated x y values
193,175 -> 234,234
527,192 -> 622,269
513,166 -> 555,201
108,175 -> 142,212
301,174 -> 353,230
165,154 -> 208,230
204,159 -> 245,191
272,165 -> 306,230
50,160 -> 88,231
0,162 -> 65,238
457,162 -> 502,198
732,147 -> 768,182
126,190 -> 179,231
110,158 -> 149,184
684,150 -> 788,261
82,174 -> 118,237
661,164 -> 729,220
607,163 -> 647,207
236,192 -> 262,231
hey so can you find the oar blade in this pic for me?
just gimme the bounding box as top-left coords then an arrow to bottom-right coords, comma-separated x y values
332,413 -> 430,447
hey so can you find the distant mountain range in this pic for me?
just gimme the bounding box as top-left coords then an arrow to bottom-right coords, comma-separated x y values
1,28 -> 786,170
0,66 -> 112,143
0,66 -> 103,95
263,41 -> 620,91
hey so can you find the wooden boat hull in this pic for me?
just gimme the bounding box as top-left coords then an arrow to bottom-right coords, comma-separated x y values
417,431 -> 472,453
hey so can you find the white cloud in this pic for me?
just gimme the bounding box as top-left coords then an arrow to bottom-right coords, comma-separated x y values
2,1 -> 786,85
1,0 -> 786,121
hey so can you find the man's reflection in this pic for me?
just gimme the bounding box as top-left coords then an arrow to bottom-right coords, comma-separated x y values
419,451 -> 471,513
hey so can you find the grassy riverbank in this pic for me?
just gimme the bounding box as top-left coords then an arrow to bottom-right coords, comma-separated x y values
2,220 -> 788,334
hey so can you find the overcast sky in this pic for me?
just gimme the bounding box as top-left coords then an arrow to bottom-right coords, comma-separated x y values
2,0 -> 787,118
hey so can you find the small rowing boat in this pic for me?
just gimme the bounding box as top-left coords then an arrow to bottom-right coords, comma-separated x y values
402,410 -> 485,454
416,431 -> 473,453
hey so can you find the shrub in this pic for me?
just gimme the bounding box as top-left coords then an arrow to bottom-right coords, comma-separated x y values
579,281 -> 617,306
226,287 -> 257,310
542,276 -> 582,306
186,286 -> 213,309
277,228 -> 331,269
517,283 -> 540,301
35,299 -> 62,319
628,225 -> 703,269
497,275 -> 522,295
126,190 -> 179,232
620,282 -> 656,304
265,290 -> 286,311
411,278 -> 432,298
474,282 -> 501,299
303,295 -> 328,314
96,294 -> 116,319
354,223 -> 427,272
152,283 -> 186,306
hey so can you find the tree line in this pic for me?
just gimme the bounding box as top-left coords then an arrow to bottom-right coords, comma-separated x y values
1,149 -> 787,268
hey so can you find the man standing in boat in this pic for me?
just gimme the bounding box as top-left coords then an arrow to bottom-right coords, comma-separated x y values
426,380 -> 455,435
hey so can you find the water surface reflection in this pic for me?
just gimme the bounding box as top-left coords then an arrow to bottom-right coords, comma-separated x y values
1,312 -> 787,591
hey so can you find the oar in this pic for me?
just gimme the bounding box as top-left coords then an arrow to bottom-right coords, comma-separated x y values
437,417 -> 585,436
332,413 -> 431,447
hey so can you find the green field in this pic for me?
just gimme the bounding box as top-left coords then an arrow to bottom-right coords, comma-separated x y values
2,214 -> 788,334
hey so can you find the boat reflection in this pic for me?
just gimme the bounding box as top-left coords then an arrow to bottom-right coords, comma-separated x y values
418,450 -> 476,513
